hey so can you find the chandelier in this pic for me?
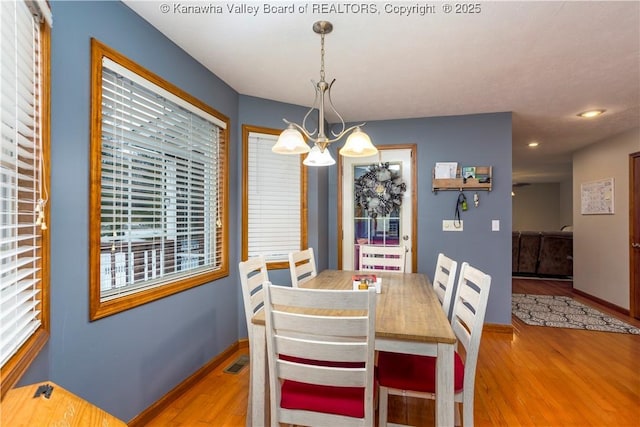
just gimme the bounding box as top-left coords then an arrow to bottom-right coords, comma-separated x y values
272,21 -> 377,166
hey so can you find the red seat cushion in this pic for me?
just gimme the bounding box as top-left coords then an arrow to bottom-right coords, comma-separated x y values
377,351 -> 465,393
277,355 -> 376,418
281,380 -> 366,418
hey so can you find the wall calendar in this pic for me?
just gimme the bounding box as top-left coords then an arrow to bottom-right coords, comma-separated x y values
581,178 -> 614,215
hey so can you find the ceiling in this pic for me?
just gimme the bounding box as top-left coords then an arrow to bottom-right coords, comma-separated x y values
123,1 -> 639,184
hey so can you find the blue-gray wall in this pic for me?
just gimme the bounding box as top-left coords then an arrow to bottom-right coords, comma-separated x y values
20,1 -> 242,422
18,1 -> 512,422
328,114 -> 513,324
236,95 -> 331,340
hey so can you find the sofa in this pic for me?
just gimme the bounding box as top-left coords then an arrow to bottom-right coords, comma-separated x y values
512,231 -> 573,278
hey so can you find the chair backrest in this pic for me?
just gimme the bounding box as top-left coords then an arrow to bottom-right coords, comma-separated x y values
264,282 -> 376,426
451,262 -> 491,396
359,245 -> 406,272
238,256 -> 268,351
432,253 -> 459,321
288,247 -> 317,287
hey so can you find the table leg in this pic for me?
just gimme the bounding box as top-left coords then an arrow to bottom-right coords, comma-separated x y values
436,342 -> 454,426
249,323 -> 267,427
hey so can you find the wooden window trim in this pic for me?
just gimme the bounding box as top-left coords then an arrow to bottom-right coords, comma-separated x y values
89,39 -> 229,320
0,18 -> 51,401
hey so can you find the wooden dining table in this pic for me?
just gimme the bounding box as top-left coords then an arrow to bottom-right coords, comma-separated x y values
249,269 -> 457,426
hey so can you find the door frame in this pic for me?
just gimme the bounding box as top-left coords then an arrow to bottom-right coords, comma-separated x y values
630,151 -> 639,319
337,144 -> 418,271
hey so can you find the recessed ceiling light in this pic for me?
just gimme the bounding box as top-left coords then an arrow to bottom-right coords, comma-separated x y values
528,141 -> 539,147
577,109 -> 606,118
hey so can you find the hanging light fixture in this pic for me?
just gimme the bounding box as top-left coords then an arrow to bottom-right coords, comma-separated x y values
272,21 -> 377,163
303,144 -> 336,166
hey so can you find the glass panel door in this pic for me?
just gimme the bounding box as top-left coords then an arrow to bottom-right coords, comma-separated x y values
341,148 -> 413,272
353,163 -> 402,269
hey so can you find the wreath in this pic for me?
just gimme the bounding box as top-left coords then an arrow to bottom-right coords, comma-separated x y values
354,162 -> 406,218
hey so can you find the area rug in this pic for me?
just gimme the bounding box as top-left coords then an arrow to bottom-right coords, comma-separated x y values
512,294 -> 640,334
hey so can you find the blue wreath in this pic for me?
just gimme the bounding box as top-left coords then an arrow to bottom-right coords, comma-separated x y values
354,162 -> 406,218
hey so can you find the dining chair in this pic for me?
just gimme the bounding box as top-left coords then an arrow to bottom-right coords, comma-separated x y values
433,253 -> 459,322
238,255 -> 269,421
359,244 -> 406,272
377,262 -> 491,427
263,282 -> 377,427
238,256 -> 269,345
288,247 -> 317,287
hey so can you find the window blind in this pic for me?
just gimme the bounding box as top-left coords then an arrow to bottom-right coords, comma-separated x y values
247,132 -> 302,262
99,61 -> 225,300
0,0 -> 48,369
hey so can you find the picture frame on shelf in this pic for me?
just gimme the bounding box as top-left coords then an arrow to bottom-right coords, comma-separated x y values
462,166 -> 476,179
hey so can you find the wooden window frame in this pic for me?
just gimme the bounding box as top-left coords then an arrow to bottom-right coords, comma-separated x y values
89,39 -> 229,320
0,5 -> 51,400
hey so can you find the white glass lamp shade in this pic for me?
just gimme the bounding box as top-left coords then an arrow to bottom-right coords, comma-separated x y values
303,145 -> 336,166
339,127 -> 377,157
272,125 -> 310,154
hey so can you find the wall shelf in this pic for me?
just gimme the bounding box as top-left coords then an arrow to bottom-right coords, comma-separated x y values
432,166 -> 492,193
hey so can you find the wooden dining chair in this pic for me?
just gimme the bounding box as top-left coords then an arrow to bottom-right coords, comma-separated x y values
238,256 -> 269,345
238,256 -> 269,420
377,262 -> 491,427
288,247 -> 317,287
359,245 -> 406,272
263,282 -> 377,427
433,253 -> 459,322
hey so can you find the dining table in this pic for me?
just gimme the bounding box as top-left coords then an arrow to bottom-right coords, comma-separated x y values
249,269 -> 457,426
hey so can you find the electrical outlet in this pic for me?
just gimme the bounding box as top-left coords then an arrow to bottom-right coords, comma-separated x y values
443,220 -> 463,231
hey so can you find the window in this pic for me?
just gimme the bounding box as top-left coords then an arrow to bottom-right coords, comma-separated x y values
241,125 -> 307,268
90,40 -> 229,320
0,0 -> 51,399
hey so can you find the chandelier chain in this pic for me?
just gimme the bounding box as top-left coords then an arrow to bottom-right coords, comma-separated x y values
320,33 -> 325,82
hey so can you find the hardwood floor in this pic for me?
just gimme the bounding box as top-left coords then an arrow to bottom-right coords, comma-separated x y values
145,278 -> 640,426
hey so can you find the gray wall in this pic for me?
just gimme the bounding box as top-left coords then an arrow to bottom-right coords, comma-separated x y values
512,180 -> 574,231
19,1 -> 513,421
513,183 -> 564,230
573,127 -> 640,309
559,178 -> 574,227
328,113 -> 513,325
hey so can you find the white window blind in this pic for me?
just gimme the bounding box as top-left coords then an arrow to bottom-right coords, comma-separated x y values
0,0 -> 48,369
247,132 -> 302,262
99,60 -> 225,300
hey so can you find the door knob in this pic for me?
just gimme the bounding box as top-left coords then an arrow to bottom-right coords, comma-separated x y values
633,242 -> 640,248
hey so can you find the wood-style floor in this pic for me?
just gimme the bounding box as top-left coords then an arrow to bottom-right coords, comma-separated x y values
144,278 -> 640,426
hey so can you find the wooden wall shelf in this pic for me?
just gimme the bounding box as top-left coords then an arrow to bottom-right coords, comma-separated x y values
432,166 -> 492,193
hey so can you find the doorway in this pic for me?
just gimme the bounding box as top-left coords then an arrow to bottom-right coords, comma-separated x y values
337,144 -> 417,272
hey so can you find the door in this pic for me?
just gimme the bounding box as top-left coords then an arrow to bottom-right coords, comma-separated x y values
631,152 -> 640,319
338,145 -> 417,272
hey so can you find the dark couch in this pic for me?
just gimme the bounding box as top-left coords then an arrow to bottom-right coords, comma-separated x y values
512,231 -> 573,278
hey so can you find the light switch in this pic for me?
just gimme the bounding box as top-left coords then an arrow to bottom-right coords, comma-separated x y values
492,220 -> 500,231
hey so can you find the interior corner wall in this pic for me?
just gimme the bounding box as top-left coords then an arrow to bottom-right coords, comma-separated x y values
236,95 -> 330,338
20,2 -> 241,422
573,127 -> 640,309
